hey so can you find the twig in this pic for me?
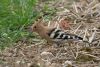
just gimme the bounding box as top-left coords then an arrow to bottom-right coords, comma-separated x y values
83,28 -> 88,41
48,21 -> 51,27
73,23 -> 82,34
89,28 -> 96,43
74,43 -> 79,59
79,51 -> 100,59
73,2 -> 78,13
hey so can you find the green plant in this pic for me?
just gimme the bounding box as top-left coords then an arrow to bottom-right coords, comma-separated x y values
0,0 -> 57,50
0,0 -> 38,50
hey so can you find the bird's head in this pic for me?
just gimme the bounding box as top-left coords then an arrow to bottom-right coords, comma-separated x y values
31,19 -> 46,33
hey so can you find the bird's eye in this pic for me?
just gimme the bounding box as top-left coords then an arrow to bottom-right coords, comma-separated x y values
34,26 -> 36,28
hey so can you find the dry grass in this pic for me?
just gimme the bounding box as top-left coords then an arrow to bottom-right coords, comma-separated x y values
0,0 -> 100,67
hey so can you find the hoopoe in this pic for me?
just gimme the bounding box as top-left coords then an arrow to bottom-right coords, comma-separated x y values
31,19 -> 86,45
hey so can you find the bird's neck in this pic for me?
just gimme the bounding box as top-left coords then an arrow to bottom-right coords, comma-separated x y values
37,26 -> 48,34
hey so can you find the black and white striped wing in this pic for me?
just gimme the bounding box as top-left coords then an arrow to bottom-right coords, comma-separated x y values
48,28 -> 83,42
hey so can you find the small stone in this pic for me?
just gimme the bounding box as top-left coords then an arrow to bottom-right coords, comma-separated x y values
63,60 -> 73,67
41,51 -> 54,61
16,61 -> 21,64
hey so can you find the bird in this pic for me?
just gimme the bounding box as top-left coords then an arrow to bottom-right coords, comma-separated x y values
31,19 -> 87,46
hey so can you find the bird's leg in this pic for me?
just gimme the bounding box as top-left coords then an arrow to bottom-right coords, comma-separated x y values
56,42 -> 65,47
46,41 -> 52,45
67,41 -> 73,46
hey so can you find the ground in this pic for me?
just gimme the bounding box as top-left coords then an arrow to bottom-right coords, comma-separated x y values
0,41 -> 100,67
0,0 -> 100,67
